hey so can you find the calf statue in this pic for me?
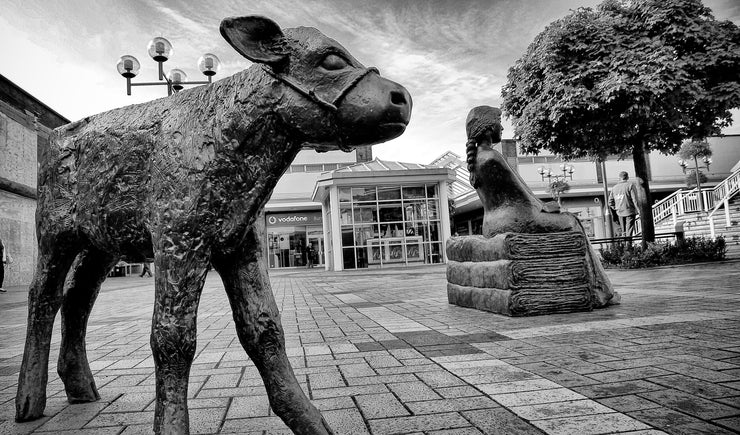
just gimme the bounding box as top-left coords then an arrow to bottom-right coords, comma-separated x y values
16,16 -> 411,434
446,106 -> 618,316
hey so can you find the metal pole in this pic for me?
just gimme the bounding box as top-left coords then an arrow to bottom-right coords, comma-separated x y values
601,160 -> 614,238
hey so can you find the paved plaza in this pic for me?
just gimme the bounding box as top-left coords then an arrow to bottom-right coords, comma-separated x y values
1,261 -> 740,434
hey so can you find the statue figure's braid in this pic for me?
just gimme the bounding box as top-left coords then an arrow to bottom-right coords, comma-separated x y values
466,138 -> 479,188
465,105 -> 503,189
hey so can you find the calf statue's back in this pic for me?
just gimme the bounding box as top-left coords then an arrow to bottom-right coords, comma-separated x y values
17,16 -> 411,435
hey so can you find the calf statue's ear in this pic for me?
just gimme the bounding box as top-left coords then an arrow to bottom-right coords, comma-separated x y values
220,16 -> 288,67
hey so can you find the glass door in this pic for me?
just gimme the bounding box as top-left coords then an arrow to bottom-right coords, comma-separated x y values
307,226 -> 324,267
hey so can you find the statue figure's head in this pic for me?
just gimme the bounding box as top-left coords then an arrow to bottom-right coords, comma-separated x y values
465,106 -> 502,188
466,106 -> 502,143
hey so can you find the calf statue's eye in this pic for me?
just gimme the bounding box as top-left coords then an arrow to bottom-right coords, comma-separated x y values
321,54 -> 348,70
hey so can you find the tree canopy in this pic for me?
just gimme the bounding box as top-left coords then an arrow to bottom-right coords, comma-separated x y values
502,0 -> 740,242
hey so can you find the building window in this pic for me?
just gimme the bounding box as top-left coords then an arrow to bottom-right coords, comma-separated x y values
339,183 -> 444,269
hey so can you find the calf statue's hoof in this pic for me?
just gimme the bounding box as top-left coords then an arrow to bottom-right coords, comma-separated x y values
15,392 -> 46,422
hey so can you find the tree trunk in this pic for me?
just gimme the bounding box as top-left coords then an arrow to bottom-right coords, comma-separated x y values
632,142 -> 655,244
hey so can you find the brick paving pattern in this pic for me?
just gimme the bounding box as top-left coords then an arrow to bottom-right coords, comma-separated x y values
1,261 -> 739,434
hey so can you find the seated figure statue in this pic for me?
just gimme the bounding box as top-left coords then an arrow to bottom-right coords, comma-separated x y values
446,106 -> 619,316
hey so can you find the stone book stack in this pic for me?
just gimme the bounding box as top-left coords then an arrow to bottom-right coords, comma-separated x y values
446,231 -> 595,316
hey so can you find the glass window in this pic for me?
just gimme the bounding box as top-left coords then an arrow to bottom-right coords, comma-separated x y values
343,248 -> 356,269
354,225 -> 377,246
341,227 -> 354,247
426,184 -> 438,198
355,247 -> 368,268
379,204 -> 403,222
305,164 -> 324,172
428,221 -> 441,242
402,186 -> 425,199
353,205 -> 376,223
409,222 -> 428,241
339,187 -> 351,203
340,206 -> 353,225
404,201 -> 426,222
352,187 -> 376,202
426,200 -> 439,219
377,186 -> 401,201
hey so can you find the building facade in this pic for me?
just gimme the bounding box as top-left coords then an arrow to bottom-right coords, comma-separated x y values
0,75 -> 69,286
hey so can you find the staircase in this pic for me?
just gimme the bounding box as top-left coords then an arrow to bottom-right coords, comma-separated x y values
652,165 -> 740,259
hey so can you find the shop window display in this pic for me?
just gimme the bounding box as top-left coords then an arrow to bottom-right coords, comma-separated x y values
339,183 -> 444,268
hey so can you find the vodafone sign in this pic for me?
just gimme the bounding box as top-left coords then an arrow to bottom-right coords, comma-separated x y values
266,212 -> 322,227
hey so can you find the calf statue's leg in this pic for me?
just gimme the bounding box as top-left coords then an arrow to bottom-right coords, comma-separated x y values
16,233 -> 81,421
212,225 -> 333,435
150,246 -> 209,435
58,248 -> 119,403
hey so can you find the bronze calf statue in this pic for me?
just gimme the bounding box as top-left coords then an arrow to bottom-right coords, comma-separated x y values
16,16 -> 411,434
447,106 -> 618,315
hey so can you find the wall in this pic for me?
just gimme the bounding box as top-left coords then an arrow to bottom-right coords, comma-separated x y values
0,190 -> 37,285
0,108 -> 39,286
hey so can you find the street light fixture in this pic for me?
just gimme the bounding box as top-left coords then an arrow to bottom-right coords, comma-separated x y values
537,163 -> 575,205
116,37 -> 221,96
678,155 -> 712,212
537,164 -> 574,181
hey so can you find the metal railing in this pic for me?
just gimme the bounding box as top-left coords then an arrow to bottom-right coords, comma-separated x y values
652,165 -> 740,229
708,168 -> 740,237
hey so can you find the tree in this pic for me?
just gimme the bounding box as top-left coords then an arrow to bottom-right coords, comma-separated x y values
678,139 -> 712,209
502,0 -> 740,243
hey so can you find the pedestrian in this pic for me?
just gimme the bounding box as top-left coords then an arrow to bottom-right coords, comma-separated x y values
306,243 -> 315,268
608,171 -> 640,237
139,261 -> 152,277
0,236 -> 12,292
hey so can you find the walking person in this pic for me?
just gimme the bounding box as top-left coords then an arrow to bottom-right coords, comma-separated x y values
139,262 -> 152,277
608,171 -> 639,238
306,243 -> 315,268
0,236 -> 11,292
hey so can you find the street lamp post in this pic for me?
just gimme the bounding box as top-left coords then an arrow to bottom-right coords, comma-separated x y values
116,37 -> 221,96
678,155 -> 712,212
537,163 -> 574,206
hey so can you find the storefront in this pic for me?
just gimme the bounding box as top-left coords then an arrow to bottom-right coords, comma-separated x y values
312,160 -> 454,271
265,211 -> 324,268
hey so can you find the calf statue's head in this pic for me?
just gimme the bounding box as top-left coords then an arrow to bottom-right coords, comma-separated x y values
221,16 -> 412,151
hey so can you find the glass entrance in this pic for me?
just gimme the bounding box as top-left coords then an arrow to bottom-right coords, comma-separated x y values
307,226 -> 324,267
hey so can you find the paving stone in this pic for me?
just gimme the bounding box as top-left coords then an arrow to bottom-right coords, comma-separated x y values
509,398 -> 614,420
355,392 -> 409,419
478,378 -> 562,395
487,388 -> 586,407
415,370 -> 467,388
629,407 -> 738,435
406,396 -> 498,414
368,411 -> 470,435
530,412 -> 650,435
225,395 -> 270,419
427,428 -> 484,435
638,388 -> 740,419
462,408 -> 542,434
435,385 -> 485,399
388,381 -> 442,402
714,416 -> 740,432
220,416 -> 290,433
323,407 -> 370,434
572,380 -> 665,398
647,373 -> 740,398
596,394 -> 663,412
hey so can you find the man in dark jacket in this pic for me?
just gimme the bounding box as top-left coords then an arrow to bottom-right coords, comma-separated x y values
608,171 -> 639,237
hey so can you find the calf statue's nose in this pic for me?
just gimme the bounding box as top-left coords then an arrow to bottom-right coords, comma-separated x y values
390,85 -> 412,124
391,90 -> 407,106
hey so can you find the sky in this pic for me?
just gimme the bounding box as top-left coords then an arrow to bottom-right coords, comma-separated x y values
2,0 -> 739,164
